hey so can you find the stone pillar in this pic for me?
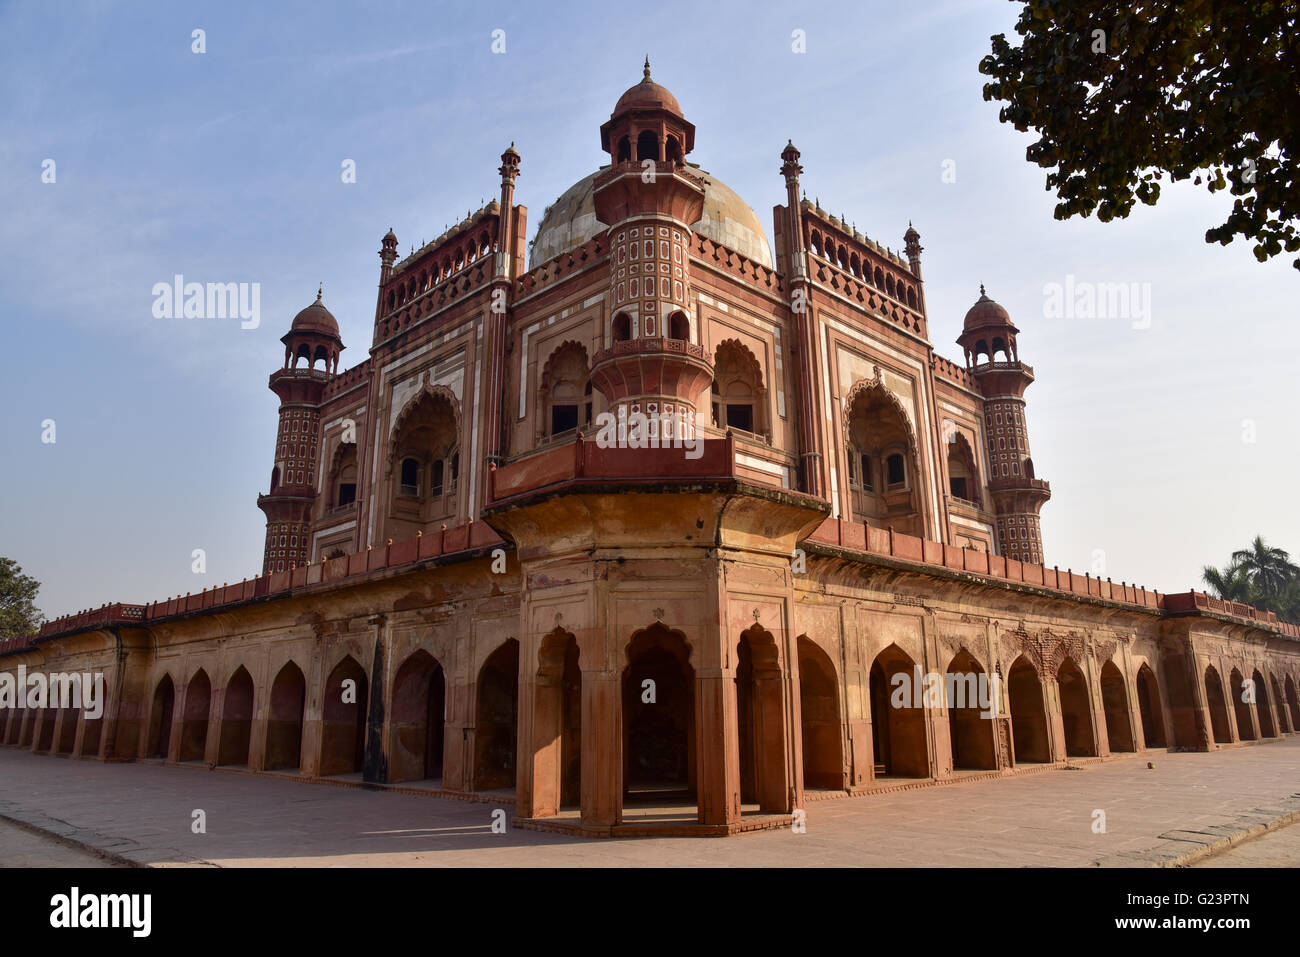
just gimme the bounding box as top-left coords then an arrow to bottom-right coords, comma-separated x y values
581,672 -> 622,827
696,669 -> 741,826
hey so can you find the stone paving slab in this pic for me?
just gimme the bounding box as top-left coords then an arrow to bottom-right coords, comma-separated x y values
0,738 -> 1297,867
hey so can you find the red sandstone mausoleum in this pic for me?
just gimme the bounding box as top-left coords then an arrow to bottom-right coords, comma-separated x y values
4,63 -> 1298,836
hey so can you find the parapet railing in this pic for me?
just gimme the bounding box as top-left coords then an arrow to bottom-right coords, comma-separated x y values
805,516 -> 1300,639
6,519 -> 505,651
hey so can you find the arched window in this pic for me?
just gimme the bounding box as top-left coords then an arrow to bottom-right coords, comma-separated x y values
843,381 -> 922,535
946,432 -> 980,507
540,341 -> 590,439
389,388 -> 460,533
886,452 -> 906,488
666,136 -> 681,163
451,451 -> 460,483
636,130 -> 659,162
617,136 -> 631,162
400,457 -> 420,495
668,311 -> 690,341
906,287 -> 917,309
612,313 -> 632,343
873,267 -> 884,288
712,340 -> 766,437
331,443 -> 358,509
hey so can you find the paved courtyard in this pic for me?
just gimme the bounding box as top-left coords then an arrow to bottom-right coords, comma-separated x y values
1,738 -> 1297,867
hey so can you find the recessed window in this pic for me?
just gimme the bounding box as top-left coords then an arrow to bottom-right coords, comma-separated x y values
400,457 -> 419,496
949,477 -> 968,500
860,455 -> 873,491
725,404 -> 753,433
337,483 -> 356,507
431,460 -> 444,497
551,404 -> 579,435
887,453 -> 906,487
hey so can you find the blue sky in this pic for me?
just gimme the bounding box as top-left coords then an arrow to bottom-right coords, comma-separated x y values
1,0 -> 1295,620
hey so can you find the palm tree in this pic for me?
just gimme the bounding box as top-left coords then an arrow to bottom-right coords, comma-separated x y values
1231,536 -> 1300,600
1201,562 -> 1253,602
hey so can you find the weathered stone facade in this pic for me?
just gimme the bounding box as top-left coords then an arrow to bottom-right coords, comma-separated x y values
4,64 -> 1298,837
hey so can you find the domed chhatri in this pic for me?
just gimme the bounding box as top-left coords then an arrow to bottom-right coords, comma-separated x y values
611,56 -> 683,117
962,283 -> 1015,333
290,286 -> 341,338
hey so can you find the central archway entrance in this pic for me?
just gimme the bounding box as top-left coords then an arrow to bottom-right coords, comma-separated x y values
622,624 -> 696,810
1008,656 -> 1050,763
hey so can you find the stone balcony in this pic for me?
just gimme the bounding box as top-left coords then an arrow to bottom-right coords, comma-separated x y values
589,336 -> 714,406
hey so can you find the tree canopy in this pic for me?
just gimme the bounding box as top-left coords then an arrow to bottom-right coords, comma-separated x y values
1202,536 -> 1300,623
0,557 -> 44,640
980,0 -> 1300,269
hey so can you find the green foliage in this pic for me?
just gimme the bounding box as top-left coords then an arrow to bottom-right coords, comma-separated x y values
1202,536 -> 1300,623
0,557 -> 44,640
980,0 -> 1300,269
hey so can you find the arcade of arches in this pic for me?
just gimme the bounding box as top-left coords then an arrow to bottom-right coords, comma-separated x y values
4,561 -> 1299,837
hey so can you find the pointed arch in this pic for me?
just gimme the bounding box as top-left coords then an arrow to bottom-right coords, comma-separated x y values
321,655 -> 369,775
219,665 -> 255,766
390,649 -> 446,783
946,649 -> 997,770
539,340 -> 591,438
266,660 -> 306,771
1229,667 -> 1255,740
388,384 -> 462,457
1135,662 -> 1166,748
1204,665 -> 1231,744
147,674 -> 175,760
1099,660 -> 1134,752
475,639 -> 519,790
798,637 -> 844,789
712,339 -> 767,436
869,643 -> 929,778
180,668 -> 212,762
1008,655 -> 1050,762
623,622 -> 696,799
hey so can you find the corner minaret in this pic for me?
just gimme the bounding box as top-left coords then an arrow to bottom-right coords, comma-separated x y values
956,286 -> 1050,563
589,59 -> 712,441
257,289 -> 343,574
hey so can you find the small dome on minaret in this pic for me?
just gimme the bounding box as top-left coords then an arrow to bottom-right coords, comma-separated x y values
611,56 -> 683,117
962,284 -> 1015,333
290,286 -> 340,338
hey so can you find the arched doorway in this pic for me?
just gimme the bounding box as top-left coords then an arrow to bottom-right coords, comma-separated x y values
180,670 -> 212,762
622,624 -> 695,802
390,650 -> 446,783
1008,656 -> 1049,762
797,637 -> 844,789
946,650 -> 997,770
868,644 -> 928,778
1269,675 -> 1290,733
1229,668 -> 1255,740
736,625 -> 787,811
1285,675 -> 1300,731
1057,658 -> 1096,757
320,656 -> 368,775
35,708 -> 55,752
148,675 -> 175,759
218,666 -> 255,766
1253,669 -> 1277,738
1135,663 -> 1165,748
1099,661 -> 1134,753
1204,666 -> 1231,744
475,639 -> 519,790
536,630 -> 581,810
266,661 -> 306,771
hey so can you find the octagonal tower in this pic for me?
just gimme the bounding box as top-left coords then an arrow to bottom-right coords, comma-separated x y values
589,59 -> 712,443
